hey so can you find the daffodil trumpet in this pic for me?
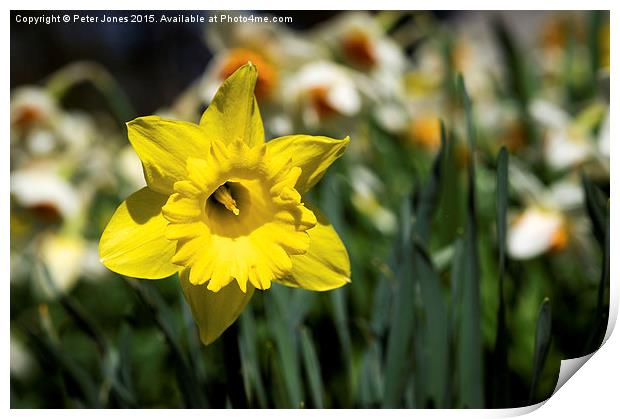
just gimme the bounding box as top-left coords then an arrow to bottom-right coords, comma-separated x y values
99,63 -> 351,345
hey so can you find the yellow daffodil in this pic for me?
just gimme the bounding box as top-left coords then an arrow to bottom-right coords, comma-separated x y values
99,63 -> 351,345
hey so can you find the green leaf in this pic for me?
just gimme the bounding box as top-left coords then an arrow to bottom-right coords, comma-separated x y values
455,75 -> 484,408
383,197 -> 416,408
39,262 -> 108,354
299,327 -> 325,408
408,119 -> 450,407
239,308 -> 267,408
358,341 -> 384,407
492,147 -> 510,407
529,298 -> 552,404
585,201 -> 610,353
111,323 -> 138,407
39,263 -> 138,407
412,240 -> 449,407
496,147 -> 509,268
493,19 -> 538,146
127,279 -> 208,408
265,286 -> 304,408
414,120 -> 447,243
19,321 -> 101,407
178,291 -> 207,394
319,174 -> 355,404
581,172 -> 607,247
358,251 -> 394,407
434,128 -> 464,246
587,11 -> 603,93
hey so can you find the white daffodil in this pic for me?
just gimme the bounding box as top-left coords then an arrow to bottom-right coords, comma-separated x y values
11,86 -> 101,169
56,111 -> 98,154
507,207 -> 568,260
530,99 -> 605,171
544,129 -> 593,171
283,61 -> 362,128
544,179 -> 584,211
314,12 -> 406,98
10,162 -> 81,221
10,87 -> 60,163
10,86 -> 58,129
507,159 -> 587,260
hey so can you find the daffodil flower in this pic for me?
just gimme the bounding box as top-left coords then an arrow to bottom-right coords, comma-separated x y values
506,161 -> 586,261
99,63 -> 351,345
507,207 -> 568,260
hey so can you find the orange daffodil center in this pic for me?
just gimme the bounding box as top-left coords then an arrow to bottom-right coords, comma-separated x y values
162,139 -> 316,293
99,63 -> 351,345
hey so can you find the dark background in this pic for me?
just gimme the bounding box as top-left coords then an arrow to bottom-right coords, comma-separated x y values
10,11 -> 346,114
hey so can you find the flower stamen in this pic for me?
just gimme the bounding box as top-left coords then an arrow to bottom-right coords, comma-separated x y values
212,184 -> 240,216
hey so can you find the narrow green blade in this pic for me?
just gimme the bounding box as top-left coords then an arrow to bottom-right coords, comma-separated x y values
19,321 -> 100,407
455,75 -> 484,408
493,19 -> 538,146
412,240 -> 449,407
127,279 -> 207,408
529,298 -> 552,404
581,172 -> 607,247
239,308 -> 267,408
299,327 -> 325,408
587,11 -> 603,94
492,147 -> 510,407
265,286 -> 303,408
414,120 -> 447,243
383,198 -> 415,408
585,201 -> 610,353
409,124 -> 450,407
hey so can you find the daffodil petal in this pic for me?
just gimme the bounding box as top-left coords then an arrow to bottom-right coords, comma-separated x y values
266,135 -> 350,193
275,207 -> 351,291
99,187 -> 179,279
200,63 -> 265,147
179,269 -> 255,345
127,116 -> 210,194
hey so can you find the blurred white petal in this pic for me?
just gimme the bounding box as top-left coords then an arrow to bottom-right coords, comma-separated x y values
507,208 -> 565,259
599,111 -> 610,157
545,130 -> 592,170
375,103 -> 409,133
285,61 -> 362,124
544,180 -> 584,210
26,129 -> 56,156
530,99 -> 571,130
11,164 -> 81,219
